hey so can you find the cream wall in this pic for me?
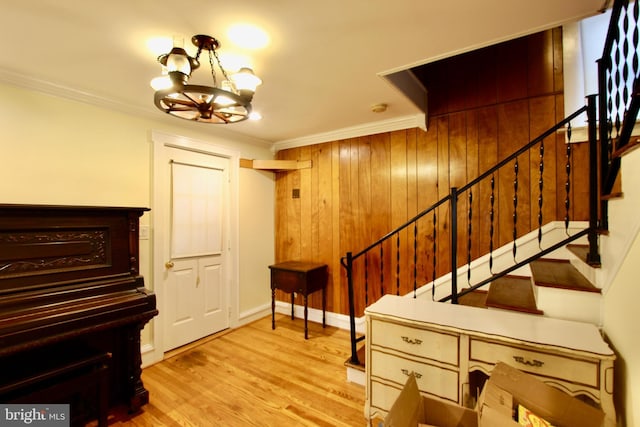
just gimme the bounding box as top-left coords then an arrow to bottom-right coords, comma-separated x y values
0,82 -> 275,355
602,148 -> 640,427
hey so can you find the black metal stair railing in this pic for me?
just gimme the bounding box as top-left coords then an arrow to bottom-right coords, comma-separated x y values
341,98 -> 599,366
599,0 -> 640,229
341,0 -> 640,367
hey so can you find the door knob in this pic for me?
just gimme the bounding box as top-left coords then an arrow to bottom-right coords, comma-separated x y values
165,261 -> 175,269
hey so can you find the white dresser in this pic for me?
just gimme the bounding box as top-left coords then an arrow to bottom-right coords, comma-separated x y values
365,294 -> 616,426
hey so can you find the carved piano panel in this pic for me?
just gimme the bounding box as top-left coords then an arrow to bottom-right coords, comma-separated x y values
0,205 -> 158,420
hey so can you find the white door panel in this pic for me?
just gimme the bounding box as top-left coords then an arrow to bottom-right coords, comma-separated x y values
162,147 -> 230,351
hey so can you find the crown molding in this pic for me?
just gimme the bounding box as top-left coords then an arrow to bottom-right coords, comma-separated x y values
0,68 -> 156,117
272,113 -> 426,153
0,68 -> 273,148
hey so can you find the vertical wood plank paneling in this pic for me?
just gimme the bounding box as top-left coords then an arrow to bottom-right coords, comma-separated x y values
390,130 -> 409,295
355,137 -> 371,310
529,96 -> 558,230
449,112 -> 467,269
272,27 -> 588,316
527,30 -> 555,96
477,106 -> 499,260
416,126 -> 438,287
572,142 -> 590,220
338,139 -> 356,312
553,27 -> 564,93
330,141 -> 342,313
299,145 -> 312,260
405,129 -> 418,292
436,117 -> 450,277
497,100 -> 530,247
313,144 -> 334,312
497,36 -> 528,103
465,110 -> 481,265
474,47 -> 498,108
370,133 -> 391,299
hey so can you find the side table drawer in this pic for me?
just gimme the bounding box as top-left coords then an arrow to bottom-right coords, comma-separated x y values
370,350 -> 459,402
270,269 -> 304,293
370,319 -> 459,366
470,339 -> 600,388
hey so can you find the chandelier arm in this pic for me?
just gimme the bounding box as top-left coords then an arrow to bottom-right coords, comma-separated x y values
180,91 -> 202,106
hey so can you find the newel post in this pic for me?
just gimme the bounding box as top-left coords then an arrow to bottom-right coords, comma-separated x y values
344,252 -> 360,365
587,94 -> 602,266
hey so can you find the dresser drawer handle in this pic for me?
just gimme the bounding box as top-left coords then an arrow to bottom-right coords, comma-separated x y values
401,369 -> 422,379
401,336 -> 423,345
513,355 -> 544,367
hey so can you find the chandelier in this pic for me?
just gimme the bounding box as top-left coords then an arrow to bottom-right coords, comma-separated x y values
152,34 -> 261,124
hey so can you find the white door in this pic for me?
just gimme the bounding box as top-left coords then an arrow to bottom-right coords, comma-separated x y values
162,146 -> 230,351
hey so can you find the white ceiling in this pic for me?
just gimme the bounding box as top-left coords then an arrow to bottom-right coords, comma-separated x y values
0,1 -> 605,147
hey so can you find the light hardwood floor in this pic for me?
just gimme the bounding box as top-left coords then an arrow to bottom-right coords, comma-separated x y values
101,314 -> 366,426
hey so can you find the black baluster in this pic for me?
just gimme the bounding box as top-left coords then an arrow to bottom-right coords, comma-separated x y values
432,210 -> 437,301
396,234 -> 400,296
538,140 -> 544,248
467,189 -> 473,285
489,175 -> 495,274
615,37 -> 622,137
513,159 -> 519,260
364,252 -> 369,307
413,222 -> 418,298
633,1 -> 639,81
380,245 -> 384,297
623,5 -> 631,110
565,137 -> 572,233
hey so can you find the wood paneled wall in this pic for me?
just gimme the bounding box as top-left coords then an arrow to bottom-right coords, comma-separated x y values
274,28 -> 590,316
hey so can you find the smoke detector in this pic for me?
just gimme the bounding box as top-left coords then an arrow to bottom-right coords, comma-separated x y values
371,103 -> 388,113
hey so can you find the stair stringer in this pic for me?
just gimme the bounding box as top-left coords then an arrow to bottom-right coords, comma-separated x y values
597,148 -> 640,297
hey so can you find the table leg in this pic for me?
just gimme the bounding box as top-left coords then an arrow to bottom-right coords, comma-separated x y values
304,293 -> 309,339
291,293 -> 295,320
322,286 -> 326,328
271,287 -> 276,330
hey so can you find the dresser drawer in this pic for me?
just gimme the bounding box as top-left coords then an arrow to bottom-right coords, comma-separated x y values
470,339 -> 600,388
370,319 -> 459,365
370,350 -> 459,402
369,380 -> 401,415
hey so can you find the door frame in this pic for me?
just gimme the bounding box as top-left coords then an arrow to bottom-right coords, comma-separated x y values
149,130 -> 240,364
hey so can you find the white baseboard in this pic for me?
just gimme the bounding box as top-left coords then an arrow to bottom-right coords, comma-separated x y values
346,367 -> 366,386
274,300 -> 365,333
237,303 -> 272,327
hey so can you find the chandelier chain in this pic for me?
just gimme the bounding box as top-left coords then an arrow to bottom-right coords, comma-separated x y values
211,48 -> 232,86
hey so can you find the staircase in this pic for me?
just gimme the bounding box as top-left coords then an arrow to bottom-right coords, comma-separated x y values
342,0 -> 640,378
461,241 -> 603,325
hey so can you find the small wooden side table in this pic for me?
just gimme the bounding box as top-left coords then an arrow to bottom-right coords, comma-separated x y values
269,261 -> 327,339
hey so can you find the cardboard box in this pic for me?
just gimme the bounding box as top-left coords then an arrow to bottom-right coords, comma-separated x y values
383,374 -> 477,427
476,362 -> 605,427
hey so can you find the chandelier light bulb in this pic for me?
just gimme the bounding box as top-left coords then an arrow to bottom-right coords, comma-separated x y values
231,68 -> 262,94
150,75 -> 173,90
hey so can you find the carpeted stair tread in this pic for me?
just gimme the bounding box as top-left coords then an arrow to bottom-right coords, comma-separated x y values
458,290 -> 488,309
531,259 -> 600,293
486,276 -> 543,315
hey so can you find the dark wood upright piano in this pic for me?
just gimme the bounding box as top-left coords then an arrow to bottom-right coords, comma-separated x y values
0,205 -> 158,425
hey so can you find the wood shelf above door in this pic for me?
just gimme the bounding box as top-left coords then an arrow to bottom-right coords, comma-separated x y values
240,158 -> 312,171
